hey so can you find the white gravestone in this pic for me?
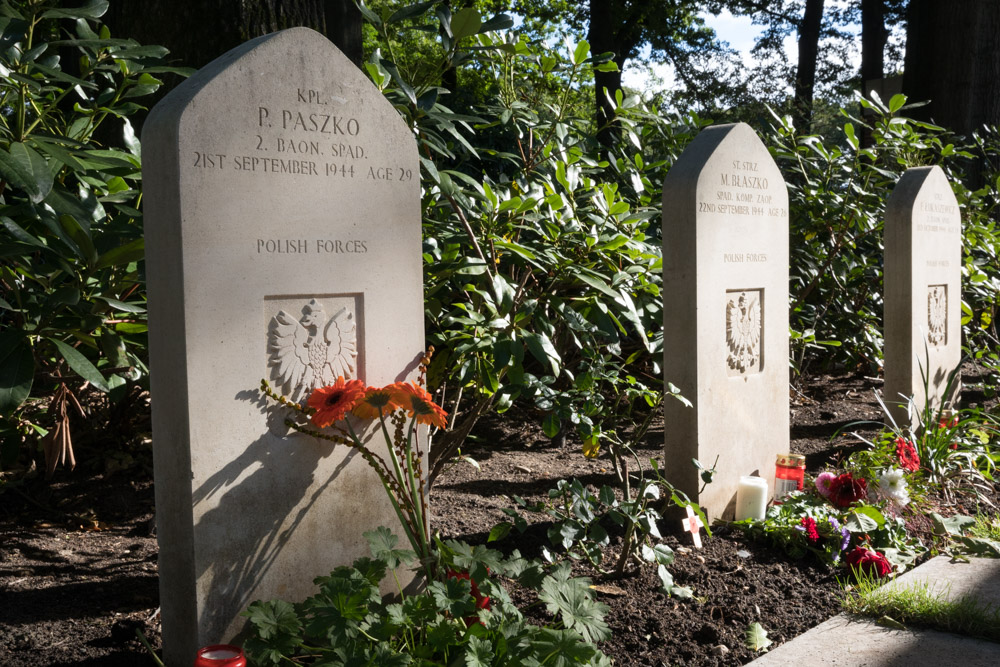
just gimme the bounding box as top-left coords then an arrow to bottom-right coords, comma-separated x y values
884,166 -> 962,425
143,28 -> 422,666
661,122 -> 789,521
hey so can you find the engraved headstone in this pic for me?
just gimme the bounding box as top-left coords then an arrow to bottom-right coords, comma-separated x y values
884,166 -> 962,425
661,123 -> 789,521
143,29 -> 422,666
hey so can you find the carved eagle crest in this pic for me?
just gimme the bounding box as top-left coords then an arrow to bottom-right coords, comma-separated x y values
267,299 -> 358,401
927,286 -> 947,346
726,291 -> 761,373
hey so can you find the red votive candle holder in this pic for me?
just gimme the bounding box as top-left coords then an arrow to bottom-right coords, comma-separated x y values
774,453 -> 806,502
194,644 -> 246,667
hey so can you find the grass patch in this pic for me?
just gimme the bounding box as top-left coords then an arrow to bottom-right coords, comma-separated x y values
842,573 -> 1000,643
970,514 -> 1000,542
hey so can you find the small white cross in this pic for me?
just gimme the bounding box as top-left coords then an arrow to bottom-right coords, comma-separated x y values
681,505 -> 704,549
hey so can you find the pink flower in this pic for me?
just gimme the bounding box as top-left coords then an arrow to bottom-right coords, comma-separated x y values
815,472 -> 837,498
845,547 -> 892,578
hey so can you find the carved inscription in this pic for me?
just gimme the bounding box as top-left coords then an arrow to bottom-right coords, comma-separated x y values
927,285 -> 947,347
723,253 -> 767,263
916,191 -> 960,234
725,289 -> 763,376
266,296 -> 360,402
697,161 -> 786,219
256,239 -> 369,255
190,87 -> 413,182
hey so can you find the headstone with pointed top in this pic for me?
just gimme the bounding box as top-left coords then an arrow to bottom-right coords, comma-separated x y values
143,28 -> 422,666
661,122 -> 789,521
884,166 -> 962,426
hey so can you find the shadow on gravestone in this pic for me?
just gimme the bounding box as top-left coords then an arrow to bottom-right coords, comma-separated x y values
142,27 -> 423,667
661,122 -> 789,522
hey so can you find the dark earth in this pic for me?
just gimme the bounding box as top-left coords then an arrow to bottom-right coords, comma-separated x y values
1,368 -> 997,666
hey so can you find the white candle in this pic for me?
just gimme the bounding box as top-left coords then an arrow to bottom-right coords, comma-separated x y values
735,476 -> 769,521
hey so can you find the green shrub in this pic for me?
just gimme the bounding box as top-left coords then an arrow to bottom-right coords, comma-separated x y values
0,0 -> 187,472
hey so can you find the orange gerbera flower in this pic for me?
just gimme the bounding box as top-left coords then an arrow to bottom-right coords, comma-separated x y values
391,381 -> 448,430
352,384 -> 403,420
308,377 -> 366,427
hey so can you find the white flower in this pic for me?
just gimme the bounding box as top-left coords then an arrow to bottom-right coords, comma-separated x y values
878,468 -> 910,506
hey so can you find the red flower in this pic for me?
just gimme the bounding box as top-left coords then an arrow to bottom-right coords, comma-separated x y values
446,570 -> 491,625
800,516 -> 821,543
938,415 -> 959,430
307,377 -> 366,427
827,473 -> 868,508
845,547 -> 892,578
895,437 -> 920,472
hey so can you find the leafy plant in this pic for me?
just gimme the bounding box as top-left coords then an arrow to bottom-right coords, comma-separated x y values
495,475 -> 704,598
242,529 -> 613,666
0,0 -> 188,473
359,2 -> 701,483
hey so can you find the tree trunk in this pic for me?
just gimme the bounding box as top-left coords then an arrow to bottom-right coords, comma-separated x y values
105,0 -> 362,72
589,0 -> 620,152
903,0 -> 1000,136
860,0 -> 887,147
324,0 -> 363,66
793,0 -> 825,132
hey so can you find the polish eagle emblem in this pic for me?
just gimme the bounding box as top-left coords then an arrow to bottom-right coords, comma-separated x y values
927,286 -> 947,346
726,291 -> 761,373
267,299 -> 358,401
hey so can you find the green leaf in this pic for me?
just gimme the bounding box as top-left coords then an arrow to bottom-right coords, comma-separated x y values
95,237 -> 144,269
930,512 -> 976,537
242,599 -> 301,640
93,296 -> 146,313
529,628 -> 600,664
464,635 -> 493,667
430,577 -> 477,619
845,510 -> 879,533
41,0 -> 108,19
47,338 -> 109,392
0,333 -> 34,417
487,522 -> 512,543
363,526 -> 416,569
524,332 -> 561,376
0,142 -> 54,203
479,13 -> 514,33
539,566 -> 610,643
572,40 -> 590,66
59,214 -> 97,264
451,8 -> 482,41
574,271 -> 619,299
745,622 -> 773,651
1,216 -> 46,248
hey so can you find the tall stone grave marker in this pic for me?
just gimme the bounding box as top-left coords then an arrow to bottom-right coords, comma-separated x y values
661,123 -> 789,520
143,29 -> 422,666
884,166 -> 962,425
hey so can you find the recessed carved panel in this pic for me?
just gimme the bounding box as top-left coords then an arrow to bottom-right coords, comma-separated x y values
927,284 -> 947,347
726,289 -> 763,376
265,295 -> 361,401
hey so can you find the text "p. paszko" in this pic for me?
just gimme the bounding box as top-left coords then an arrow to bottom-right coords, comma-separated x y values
258,107 -> 360,135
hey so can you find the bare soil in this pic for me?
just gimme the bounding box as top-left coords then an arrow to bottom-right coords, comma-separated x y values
0,370 -> 995,665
